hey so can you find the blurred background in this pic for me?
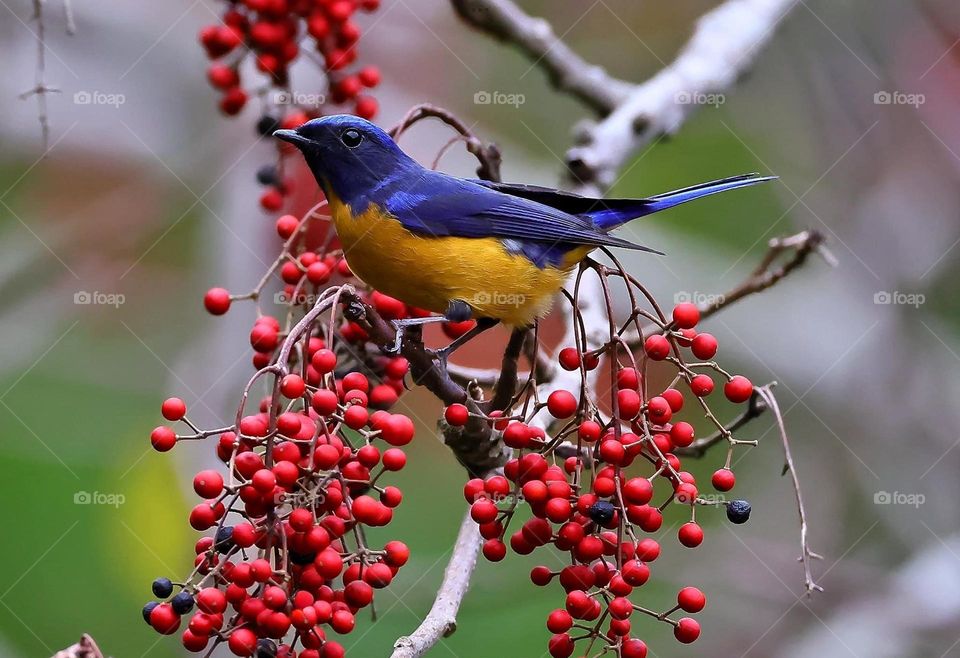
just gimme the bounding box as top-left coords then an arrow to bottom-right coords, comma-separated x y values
1,0 -> 959,656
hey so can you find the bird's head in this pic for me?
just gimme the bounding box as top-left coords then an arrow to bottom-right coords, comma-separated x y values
274,115 -> 415,207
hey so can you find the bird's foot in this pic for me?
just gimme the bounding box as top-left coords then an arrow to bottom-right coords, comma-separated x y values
387,316 -> 447,354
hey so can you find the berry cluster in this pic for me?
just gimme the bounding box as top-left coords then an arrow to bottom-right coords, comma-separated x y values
145,193 -> 493,656
447,300 -> 757,657
145,366 -> 415,657
198,0 -> 382,212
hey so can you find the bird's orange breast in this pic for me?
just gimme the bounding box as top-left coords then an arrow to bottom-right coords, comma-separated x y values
327,193 -> 587,326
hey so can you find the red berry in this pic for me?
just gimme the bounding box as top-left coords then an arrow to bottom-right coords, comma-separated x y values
203,288 -> 231,315
690,374 -> 714,397
546,609 -> 572,633
617,389 -> 641,420
161,397 -> 187,421
724,375 -> 754,403
193,470 -> 224,498
678,521 -> 704,548
678,586 -> 706,612
444,403 -> 469,426
358,66 -> 381,87
150,603 -> 180,635
547,390 -> 578,419
670,421 -> 695,448
674,617 -> 701,643
557,347 -> 581,371
621,638 -> 648,658
227,627 -> 258,655
672,302 -> 700,329
644,334 -> 670,360
280,374 -> 306,399
151,426 -> 177,452
276,214 -> 299,239
482,538 -> 507,561
354,95 -> 378,120
711,468 -> 735,492
691,332 -> 718,359
311,349 -> 337,374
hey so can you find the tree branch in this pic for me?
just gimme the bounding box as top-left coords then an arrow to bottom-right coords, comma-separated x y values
564,0 -> 800,192
450,0 -> 633,114
390,508 -> 484,658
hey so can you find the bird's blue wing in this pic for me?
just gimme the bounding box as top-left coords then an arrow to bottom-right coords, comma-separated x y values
381,172 -> 659,253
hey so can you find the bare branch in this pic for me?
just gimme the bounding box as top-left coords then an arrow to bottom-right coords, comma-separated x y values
673,388 -> 768,458
755,384 -> 823,595
450,0 -> 632,114
390,509 -> 484,658
20,0 -> 75,152
564,0 -> 799,192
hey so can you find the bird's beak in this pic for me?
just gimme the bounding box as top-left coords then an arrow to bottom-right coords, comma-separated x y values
274,129 -> 311,148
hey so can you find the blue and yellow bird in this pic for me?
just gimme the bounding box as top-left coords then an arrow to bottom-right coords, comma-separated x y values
275,116 -> 771,353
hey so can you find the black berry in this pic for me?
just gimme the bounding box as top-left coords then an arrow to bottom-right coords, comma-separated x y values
588,501 -> 615,525
726,499 -> 752,524
171,591 -> 195,614
214,525 -> 234,553
257,638 -> 278,658
257,115 -> 280,137
256,164 -> 279,186
151,577 -> 173,598
142,601 -> 158,624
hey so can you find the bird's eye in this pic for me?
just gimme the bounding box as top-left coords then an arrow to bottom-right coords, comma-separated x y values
340,129 -> 363,148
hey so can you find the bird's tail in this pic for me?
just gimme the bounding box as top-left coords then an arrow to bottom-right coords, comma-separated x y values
588,173 -> 776,231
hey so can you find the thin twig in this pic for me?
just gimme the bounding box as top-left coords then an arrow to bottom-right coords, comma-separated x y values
755,383 -> 823,595
672,388 -> 768,458
20,0 -> 74,151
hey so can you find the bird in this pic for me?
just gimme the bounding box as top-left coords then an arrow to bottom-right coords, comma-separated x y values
275,115 -> 773,359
